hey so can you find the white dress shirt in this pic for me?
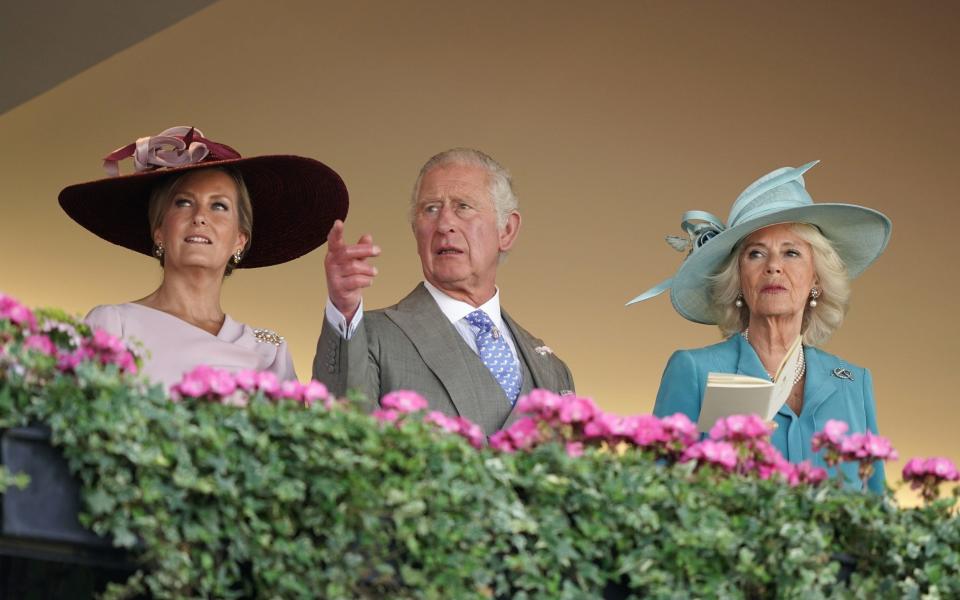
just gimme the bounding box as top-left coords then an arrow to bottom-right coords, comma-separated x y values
324,281 -> 522,369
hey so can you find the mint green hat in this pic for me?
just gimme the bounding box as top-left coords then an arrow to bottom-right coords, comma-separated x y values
627,161 -> 892,324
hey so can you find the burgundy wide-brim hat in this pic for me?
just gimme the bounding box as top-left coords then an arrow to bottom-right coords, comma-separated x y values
58,126 -> 348,268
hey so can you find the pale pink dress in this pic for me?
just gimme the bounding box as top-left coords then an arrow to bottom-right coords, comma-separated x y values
85,303 -> 297,391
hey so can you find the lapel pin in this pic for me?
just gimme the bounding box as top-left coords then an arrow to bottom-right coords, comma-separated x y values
534,345 -> 553,356
832,367 -> 854,381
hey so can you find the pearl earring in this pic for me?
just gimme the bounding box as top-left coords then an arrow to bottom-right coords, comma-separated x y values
809,288 -> 820,308
153,242 -> 164,258
735,293 -> 744,308
232,250 -> 243,265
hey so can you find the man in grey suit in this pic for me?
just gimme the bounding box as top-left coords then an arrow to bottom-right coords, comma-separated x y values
313,148 -> 574,434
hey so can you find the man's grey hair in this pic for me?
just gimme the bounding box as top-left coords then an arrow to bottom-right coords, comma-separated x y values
409,148 -> 519,230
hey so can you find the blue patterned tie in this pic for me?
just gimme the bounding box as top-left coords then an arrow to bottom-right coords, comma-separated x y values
465,309 -> 521,405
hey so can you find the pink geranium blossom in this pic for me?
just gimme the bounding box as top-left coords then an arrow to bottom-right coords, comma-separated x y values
372,408 -> 400,423
381,390 -> 429,413
301,380 -> 329,407
505,417 -> 541,450
627,415 -> 668,447
902,456 -> 960,503
516,389 -> 563,424
0,294 -> 37,331
488,430 -> 515,453
558,396 -> 598,425
709,414 -> 771,442
565,441 -> 584,458
786,461 -> 829,487
682,440 -> 738,471
23,334 -> 56,356
661,413 -> 699,446
234,370 -> 258,392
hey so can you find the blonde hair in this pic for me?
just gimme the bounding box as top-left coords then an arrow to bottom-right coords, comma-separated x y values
147,167 -> 253,276
710,223 -> 851,346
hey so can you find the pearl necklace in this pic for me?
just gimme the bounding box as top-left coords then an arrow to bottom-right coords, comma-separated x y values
741,329 -> 806,385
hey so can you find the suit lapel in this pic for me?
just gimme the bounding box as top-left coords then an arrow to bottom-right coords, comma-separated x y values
802,347 -> 840,417
734,334 -> 769,379
499,310 -> 551,428
383,284 -> 492,426
502,309 -> 549,390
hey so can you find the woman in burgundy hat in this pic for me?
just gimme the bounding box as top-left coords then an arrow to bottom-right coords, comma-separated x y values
59,126 -> 348,391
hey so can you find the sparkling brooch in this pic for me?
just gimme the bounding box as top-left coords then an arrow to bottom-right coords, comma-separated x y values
253,328 -> 284,346
832,367 -> 854,381
534,345 -> 553,356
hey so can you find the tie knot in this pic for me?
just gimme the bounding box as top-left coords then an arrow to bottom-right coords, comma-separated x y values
465,309 -> 494,332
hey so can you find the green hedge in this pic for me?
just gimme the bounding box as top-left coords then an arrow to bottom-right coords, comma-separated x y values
1,298 -> 958,598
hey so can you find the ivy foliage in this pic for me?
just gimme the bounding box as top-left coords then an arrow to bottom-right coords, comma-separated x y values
1,309 -> 959,598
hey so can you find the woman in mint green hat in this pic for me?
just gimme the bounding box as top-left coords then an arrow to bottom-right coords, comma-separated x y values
629,162 -> 892,492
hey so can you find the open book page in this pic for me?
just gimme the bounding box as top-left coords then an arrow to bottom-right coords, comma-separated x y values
696,336 -> 804,433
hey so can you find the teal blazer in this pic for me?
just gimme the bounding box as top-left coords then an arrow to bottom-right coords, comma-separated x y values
653,335 -> 885,493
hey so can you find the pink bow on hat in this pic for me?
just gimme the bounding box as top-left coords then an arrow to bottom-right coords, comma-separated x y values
102,126 -> 241,176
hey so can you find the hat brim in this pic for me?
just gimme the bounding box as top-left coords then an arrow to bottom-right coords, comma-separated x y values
58,155 -> 348,268
669,203 -> 892,324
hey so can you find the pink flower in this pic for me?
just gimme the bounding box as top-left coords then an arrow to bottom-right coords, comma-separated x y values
424,411 -> 460,433
787,461 -> 829,486
902,457 -> 924,480
928,457 -> 960,480
565,441 -> 584,457
822,419 -> 849,444
372,409 -> 400,423
0,294 -> 37,331
738,440 -> 791,481
627,415 -> 668,447
381,390 -> 428,413
56,349 -> 84,372
253,371 -> 280,395
682,440 -> 738,471
505,417 -> 541,450
91,329 -> 126,354
220,390 -> 249,407
661,413 -> 698,446
208,370 -> 238,397
115,351 -> 138,374
23,334 -> 55,356
489,430 -> 515,453
862,432 -> 898,461
276,380 -> 303,401
558,396 -> 598,424
173,375 -> 209,399
902,456 -> 960,504
709,414 -> 771,442
457,419 -> 485,449
234,370 -> 258,392
301,380 -> 329,407
516,389 -> 563,422
583,413 -> 623,441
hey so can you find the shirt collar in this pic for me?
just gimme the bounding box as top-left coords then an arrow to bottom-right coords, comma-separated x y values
423,280 -> 504,330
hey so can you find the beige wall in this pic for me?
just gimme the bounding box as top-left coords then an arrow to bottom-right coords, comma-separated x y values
2,1 -> 957,502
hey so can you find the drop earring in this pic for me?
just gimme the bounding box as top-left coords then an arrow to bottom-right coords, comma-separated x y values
809,288 -> 820,308
735,292 -> 744,308
153,241 -> 164,258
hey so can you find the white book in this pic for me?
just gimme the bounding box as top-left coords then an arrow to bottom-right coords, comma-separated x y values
696,335 -> 803,433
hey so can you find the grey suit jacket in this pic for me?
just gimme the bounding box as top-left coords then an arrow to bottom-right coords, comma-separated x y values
313,284 -> 575,434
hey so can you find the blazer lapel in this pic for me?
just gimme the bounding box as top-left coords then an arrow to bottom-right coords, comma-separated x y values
502,309 -> 550,390
734,334 -> 769,379
383,284 -> 490,425
802,347 -> 840,418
